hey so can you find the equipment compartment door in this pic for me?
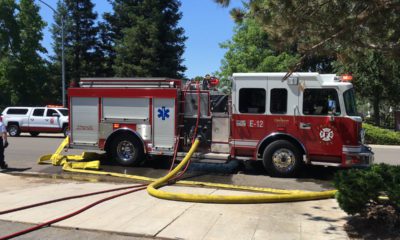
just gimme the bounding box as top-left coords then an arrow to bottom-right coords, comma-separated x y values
153,98 -> 175,150
71,97 -> 99,145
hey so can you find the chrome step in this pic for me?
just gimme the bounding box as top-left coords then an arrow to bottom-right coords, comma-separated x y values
176,152 -> 230,163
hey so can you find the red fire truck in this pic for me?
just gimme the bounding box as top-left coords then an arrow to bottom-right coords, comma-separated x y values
67,73 -> 373,177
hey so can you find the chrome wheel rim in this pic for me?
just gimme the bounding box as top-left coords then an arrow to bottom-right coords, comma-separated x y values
117,140 -> 136,162
9,127 -> 17,136
272,148 -> 296,172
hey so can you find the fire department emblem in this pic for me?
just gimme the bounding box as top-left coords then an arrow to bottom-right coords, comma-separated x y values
50,118 -> 54,124
319,128 -> 334,142
157,106 -> 170,120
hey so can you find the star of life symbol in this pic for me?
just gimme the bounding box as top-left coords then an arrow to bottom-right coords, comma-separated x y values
157,106 -> 170,120
319,128 -> 334,142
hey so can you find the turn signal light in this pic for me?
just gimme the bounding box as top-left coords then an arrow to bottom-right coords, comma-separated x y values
113,123 -> 120,129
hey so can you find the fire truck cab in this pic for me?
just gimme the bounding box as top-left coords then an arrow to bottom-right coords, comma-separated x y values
68,73 -> 373,177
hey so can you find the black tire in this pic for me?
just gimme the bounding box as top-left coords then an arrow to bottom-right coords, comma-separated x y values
8,125 -> 21,137
262,140 -> 302,178
30,132 -> 40,137
110,134 -> 144,166
62,126 -> 69,137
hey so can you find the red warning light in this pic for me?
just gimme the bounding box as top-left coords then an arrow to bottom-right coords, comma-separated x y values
210,77 -> 220,86
342,74 -> 353,82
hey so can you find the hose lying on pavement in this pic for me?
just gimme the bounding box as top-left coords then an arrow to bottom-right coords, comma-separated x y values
0,184 -> 145,215
147,139 -> 337,203
38,137 -> 337,204
1,137 -> 336,239
0,186 -> 147,240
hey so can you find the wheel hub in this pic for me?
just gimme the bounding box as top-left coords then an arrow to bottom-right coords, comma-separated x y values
117,140 -> 136,162
9,127 -> 17,136
272,148 -> 295,172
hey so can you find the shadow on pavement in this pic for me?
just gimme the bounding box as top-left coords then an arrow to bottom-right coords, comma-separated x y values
0,167 -> 32,173
94,156 -> 338,189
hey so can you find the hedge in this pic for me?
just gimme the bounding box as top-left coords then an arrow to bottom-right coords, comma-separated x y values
363,123 -> 400,145
334,164 -> 400,229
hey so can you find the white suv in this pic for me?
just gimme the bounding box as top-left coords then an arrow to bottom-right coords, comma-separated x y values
1,106 -> 69,137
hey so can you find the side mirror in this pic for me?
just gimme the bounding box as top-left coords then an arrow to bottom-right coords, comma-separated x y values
52,113 -> 60,117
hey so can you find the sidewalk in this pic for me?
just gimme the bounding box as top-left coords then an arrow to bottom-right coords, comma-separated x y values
0,173 -> 349,240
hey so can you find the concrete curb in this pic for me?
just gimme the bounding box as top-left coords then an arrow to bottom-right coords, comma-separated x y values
369,144 -> 400,149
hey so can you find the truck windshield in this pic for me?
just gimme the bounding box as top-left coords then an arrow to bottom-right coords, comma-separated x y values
59,109 -> 69,116
343,89 -> 358,116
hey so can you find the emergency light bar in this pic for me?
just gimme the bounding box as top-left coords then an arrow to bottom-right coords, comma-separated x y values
334,74 -> 353,82
342,74 -> 353,82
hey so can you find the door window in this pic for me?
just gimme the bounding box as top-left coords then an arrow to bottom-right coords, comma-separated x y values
303,89 -> 341,115
7,108 -> 29,115
343,89 -> 358,116
239,88 -> 266,114
46,109 -> 58,117
32,109 -> 45,117
270,88 -> 287,114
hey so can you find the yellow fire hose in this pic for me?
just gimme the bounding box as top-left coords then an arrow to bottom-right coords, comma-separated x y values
38,137 -> 337,203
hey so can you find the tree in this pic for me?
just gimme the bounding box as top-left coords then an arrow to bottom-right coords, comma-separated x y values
218,16 -> 300,82
215,0 -> 400,61
217,11 -> 337,87
334,50 -> 400,126
51,0 -> 100,85
16,0 -> 48,104
0,0 -> 19,106
105,0 -> 187,78
0,0 -> 49,106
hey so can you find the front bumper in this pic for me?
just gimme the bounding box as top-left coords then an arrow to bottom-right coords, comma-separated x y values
342,145 -> 374,167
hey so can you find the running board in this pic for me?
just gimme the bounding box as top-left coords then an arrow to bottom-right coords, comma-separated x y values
177,152 -> 230,163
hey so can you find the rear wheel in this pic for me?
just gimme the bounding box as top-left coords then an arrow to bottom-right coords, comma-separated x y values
30,132 -> 39,137
8,125 -> 21,137
62,126 -> 69,137
262,140 -> 302,178
110,134 -> 144,166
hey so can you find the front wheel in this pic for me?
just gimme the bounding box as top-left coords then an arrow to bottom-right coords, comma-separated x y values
262,140 -> 302,178
110,134 -> 144,166
8,125 -> 21,137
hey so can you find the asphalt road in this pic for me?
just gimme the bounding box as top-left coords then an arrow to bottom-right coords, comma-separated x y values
2,134 -> 399,189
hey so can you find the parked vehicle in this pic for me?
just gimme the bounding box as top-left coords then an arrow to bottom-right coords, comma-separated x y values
67,73 -> 373,177
1,106 -> 69,137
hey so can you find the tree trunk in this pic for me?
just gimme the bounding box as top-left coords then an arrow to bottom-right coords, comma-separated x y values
373,94 -> 381,126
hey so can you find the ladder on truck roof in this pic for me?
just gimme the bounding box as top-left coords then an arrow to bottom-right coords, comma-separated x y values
79,77 -> 181,88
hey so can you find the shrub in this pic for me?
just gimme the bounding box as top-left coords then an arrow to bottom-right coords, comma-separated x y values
363,123 -> 400,145
334,164 -> 400,229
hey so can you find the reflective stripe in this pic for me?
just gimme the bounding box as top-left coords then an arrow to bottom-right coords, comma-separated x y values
231,140 -> 258,147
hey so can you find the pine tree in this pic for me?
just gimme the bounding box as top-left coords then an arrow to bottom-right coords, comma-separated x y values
51,0 -> 100,85
215,0 -> 400,60
105,0 -> 187,78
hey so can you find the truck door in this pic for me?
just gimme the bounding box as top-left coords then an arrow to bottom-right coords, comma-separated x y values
299,88 -> 342,162
29,108 -> 46,130
232,78 -> 267,154
45,109 -> 62,130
